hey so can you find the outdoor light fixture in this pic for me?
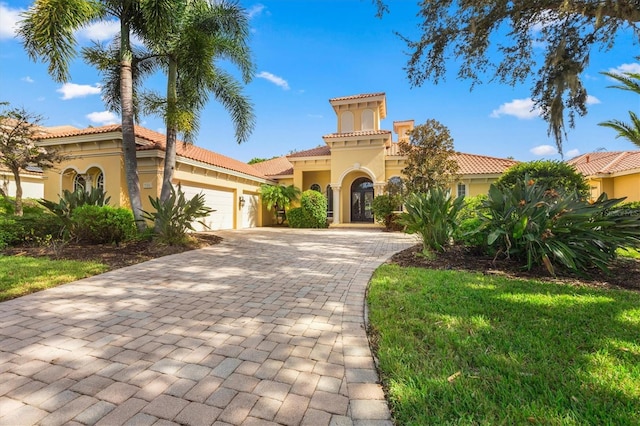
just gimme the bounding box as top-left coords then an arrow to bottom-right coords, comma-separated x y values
239,196 -> 245,209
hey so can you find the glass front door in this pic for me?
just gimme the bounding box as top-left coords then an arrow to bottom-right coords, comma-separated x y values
351,177 -> 374,222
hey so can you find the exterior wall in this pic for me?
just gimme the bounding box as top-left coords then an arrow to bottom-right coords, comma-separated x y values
0,171 -> 44,199
339,170 -> 371,223
335,101 -> 381,133
330,145 -> 386,184
613,174 -> 640,202
302,170 -> 330,192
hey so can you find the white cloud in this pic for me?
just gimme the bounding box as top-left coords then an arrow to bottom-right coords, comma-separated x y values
586,95 -> 600,105
247,4 -> 265,19
566,149 -> 580,158
0,3 -> 23,40
609,63 -> 640,75
76,20 -> 119,42
257,71 -> 290,90
530,144 -> 558,156
57,82 -> 101,100
86,111 -> 118,125
490,98 -> 541,119
21,76 -> 34,83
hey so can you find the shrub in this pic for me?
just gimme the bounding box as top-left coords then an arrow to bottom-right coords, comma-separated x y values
71,205 -> 136,245
0,213 -> 62,248
372,194 -> 401,231
496,160 -> 589,198
286,190 -> 328,228
477,179 -> 640,274
142,184 -> 214,245
398,187 -> 465,253
39,187 -> 112,236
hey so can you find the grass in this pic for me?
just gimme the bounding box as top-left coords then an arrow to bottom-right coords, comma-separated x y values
618,247 -> 640,259
0,255 -> 108,302
368,264 -> 640,425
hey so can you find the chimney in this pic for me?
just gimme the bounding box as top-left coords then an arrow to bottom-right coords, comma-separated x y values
586,155 -> 590,163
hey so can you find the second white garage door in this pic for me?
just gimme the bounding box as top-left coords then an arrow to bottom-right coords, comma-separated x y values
180,185 -> 234,231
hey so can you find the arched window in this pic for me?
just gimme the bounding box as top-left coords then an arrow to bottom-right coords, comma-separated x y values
310,183 -> 321,192
73,174 -> 86,192
95,171 -> 104,190
341,111 -> 354,133
361,109 -> 374,130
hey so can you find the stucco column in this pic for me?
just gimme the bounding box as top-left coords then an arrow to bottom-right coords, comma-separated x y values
373,183 -> 385,197
332,185 -> 341,225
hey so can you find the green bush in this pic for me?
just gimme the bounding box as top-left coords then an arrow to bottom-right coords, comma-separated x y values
142,184 -> 214,245
285,207 -> 308,228
477,178 -> 640,274
0,213 -> 63,248
496,160 -> 589,198
71,205 -> 136,245
455,217 -> 487,248
298,190 -> 328,228
39,187 -> 111,222
0,197 -> 45,216
398,187 -> 465,253
372,194 -> 401,230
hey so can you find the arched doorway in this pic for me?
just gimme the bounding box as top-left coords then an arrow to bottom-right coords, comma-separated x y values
350,177 -> 374,223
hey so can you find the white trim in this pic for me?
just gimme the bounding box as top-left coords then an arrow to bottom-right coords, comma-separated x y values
338,165 -> 376,185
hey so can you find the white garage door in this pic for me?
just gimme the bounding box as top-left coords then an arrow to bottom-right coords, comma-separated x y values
180,185 -> 234,231
242,194 -> 259,228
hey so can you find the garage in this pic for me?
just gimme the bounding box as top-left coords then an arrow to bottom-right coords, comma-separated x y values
242,194 -> 259,228
180,185 -> 234,231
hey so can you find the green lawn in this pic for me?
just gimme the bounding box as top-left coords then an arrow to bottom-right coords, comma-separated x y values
0,255 -> 108,302
368,264 -> 640,425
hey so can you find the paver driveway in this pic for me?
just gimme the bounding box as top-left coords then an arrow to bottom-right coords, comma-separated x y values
0,228 -> 415,426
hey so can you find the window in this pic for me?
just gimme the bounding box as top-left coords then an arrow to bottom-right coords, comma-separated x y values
326,184 -> 333,218
310,183 -> 321,192
95,171 -> 104,190
341,111 -> 354,133
457,183 -> 467,197
361,109 -> 374,130
73,174 -> 86,192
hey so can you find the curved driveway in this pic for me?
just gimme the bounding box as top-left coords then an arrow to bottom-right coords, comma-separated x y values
0,228 -> 415,426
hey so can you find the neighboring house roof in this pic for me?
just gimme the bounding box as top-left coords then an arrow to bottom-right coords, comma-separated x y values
41,124 -> 267,180
250,156 -> 294,177
454,153 -> 519,175
0,166 -> 43,176
568,151 -> 640,176
288,145 -> 331,158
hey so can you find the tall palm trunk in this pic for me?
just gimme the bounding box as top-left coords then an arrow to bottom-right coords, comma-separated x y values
119,18 -> 145,231
160,56 -> 179,203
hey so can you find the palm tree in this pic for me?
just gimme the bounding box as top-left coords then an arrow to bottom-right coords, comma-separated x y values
140,0 -> 255,202
598,71 -> 640,149
19,0 -> 147,230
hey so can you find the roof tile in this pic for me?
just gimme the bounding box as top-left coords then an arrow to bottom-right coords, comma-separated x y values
568,151 -> 640,175
250,156 -> 294,177
287,145 -> 331,158
323,130 -> 392,139
329,93 -> 385,102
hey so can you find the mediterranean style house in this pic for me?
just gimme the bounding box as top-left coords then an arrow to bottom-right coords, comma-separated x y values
568,150 -> 640,202
14,92 -> 524,229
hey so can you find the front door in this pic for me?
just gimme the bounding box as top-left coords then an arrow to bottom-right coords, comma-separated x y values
350,177 -> 374,222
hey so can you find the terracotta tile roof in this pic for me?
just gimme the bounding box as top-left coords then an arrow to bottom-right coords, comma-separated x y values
323,130 -> 392,139
40,124 -> 267,179
250,156 -> 293,177
329,93 -> 385,102
0,166 -> 43,176
454,153 -> 519,175
568,151 -> 640,176
287,145 -> 331,158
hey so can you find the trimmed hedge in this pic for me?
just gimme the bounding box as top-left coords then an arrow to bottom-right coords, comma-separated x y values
287,190 -> 328,228
71,205 -> 137,245
0,213 -> 63,248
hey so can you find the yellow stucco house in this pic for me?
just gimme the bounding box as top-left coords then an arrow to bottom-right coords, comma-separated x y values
32,92 -> 519,228
568,151 -> 640,202
253,93 -> 517,225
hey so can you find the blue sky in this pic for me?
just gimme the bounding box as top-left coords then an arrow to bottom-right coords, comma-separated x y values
1,0 -> 638,163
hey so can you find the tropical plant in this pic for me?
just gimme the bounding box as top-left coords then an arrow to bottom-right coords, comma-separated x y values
399,119 -> 459,193
398,187 -> 465,254
496,160 -> 589,198
372,0 -> 639,155
372,194 -> 401,231
39,187 -> 111,225
70,205 -> 136,245
19,0 -> 147,230
142,184 -> 214,245
0,105 -> 64,216
299,190 -> 328,228
259,184 -> 301,222
598,69 -> 640,148
477,178 -> 640,275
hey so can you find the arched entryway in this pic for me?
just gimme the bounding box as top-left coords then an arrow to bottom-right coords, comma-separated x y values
350,177 -> 374,223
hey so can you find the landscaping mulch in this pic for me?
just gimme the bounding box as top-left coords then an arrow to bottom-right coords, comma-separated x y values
390,243 -> 640,292
2,233 -> 222,271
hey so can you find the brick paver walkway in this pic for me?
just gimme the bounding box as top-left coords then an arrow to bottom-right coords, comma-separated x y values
0,228 -> 415,426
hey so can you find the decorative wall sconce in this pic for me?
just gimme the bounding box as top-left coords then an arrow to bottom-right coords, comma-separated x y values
239,196 -> 245,209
